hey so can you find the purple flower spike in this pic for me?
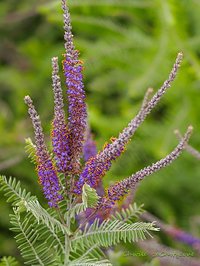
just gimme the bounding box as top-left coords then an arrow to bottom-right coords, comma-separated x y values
63,55 -> 87,174
75,53 -> 183,192
142,212 -> 200,251
167,227 -> 200,247
100,53 -> 183,165
51,57 -> 69,173
62,0 -> 87,174
62,0 -> 75,57
37,159 -> 63,207
24,96 -> 62,207
103,126 -> 192,207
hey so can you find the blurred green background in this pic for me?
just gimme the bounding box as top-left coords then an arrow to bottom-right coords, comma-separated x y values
0,0 -> 200,263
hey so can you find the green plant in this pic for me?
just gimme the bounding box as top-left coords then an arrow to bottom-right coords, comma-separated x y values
0,0 -> 193,265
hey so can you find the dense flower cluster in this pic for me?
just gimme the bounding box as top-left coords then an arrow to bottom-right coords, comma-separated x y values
51,57 -> 69,173
105,126 -> 192,205
63,55 -> 87,174
75,53 -> 184,194
25,0 -> 192,211
62,0 -> 87,174
24,96 -> 62,207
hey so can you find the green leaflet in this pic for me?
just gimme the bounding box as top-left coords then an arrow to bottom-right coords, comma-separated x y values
67,184 -> 99,220
82,184 -> 100,208
0,257 -> 19,266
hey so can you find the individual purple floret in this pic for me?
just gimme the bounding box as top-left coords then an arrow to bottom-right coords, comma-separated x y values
74,53 -> 183,194
62,0 -> 87,174
24,96 -> 62,207
51,57 -> 69,173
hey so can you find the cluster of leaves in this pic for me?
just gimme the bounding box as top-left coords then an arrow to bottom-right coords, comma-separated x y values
0,175 -> 158,265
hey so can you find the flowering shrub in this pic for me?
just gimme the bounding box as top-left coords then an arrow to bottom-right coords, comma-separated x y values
0,1 -> 193,265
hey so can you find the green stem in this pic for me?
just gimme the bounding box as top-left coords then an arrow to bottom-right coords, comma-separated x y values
64,193 -> 72,265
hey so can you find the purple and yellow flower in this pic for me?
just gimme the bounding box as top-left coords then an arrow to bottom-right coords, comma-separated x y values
24,96 -> 62,207
24,1 -> 192,215
62,55 -> 87,174
74,53 -> 183,194
62,0 -> 87,174
51,57 -> 70,174
102,126 -> 192,208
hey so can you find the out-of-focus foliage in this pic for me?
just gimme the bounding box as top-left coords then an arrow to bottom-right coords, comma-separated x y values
0,0 -> 200,264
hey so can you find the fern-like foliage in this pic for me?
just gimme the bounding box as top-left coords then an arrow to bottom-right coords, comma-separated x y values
70,243 -> 105,262
112,203 -> 144,222
25,199 -> 71,235
0,175 -> 69,235
72,219 -> 159,249
0,176 -> 66,257
69,243 -> 112,266
1,174 -> 159,265
0,257 -> 19,266
10,210 -> 59,266
0,176 -> 36,206
24,200 -> 67,254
